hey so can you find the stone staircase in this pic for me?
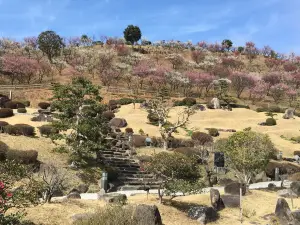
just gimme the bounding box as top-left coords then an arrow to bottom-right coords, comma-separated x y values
97,137 -> 160,191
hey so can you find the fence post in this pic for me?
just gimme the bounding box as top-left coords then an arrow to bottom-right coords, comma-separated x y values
9,90 -> 12,100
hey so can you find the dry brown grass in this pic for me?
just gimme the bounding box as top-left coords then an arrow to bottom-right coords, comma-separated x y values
22,190 -> 300,225
116,104 -> 300,157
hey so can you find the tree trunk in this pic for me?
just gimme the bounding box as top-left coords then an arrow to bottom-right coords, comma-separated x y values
158,186 -> 163,204
163,140 -> 168,150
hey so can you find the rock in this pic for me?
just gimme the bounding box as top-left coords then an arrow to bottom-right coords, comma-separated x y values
109,118 -> 128,128
67,191 -> 81,199
275,198 -> 299,225
97,193 -> 127,204
211,98 -> 220,109
253,171 -> 269,183
224,182 -> 246,196
291,182 -> 300,196
133,204 -> 163,225
132,135 -> 146,147
222,195 -> 240,208
77,184 -> 89,194
283,108 -> 295,119
289,172 -> 300,182
268,183 -> 277,190
210,189 -> 225,211
188,206 -> 219,224
277,189 -> 298,198
195,104 -> 206,111
52,189 -> 64,197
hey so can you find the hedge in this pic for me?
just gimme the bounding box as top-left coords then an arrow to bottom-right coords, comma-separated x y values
17,108 -> 27,113
266,118 -> 277,126
14,124 -> 35,136
0,121 -> 9,133
0,108 -> 14,118
5,149 -> 38,164
4,101 -> 25,109
4,125 -> 18,135
116,98 -> 146,105
191,132 -> 213,145
208,128 -> 219,137
0,141 -> 9,161
38,125 -> 59,137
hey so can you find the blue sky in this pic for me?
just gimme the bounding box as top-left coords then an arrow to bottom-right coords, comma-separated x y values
0,0 -> 299,53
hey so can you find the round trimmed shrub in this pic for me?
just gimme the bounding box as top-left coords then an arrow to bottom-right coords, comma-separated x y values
0,121 -> 9,133
38,102 -> 51,109
125,127 -> 133,134
266,118 -> 276,126
208,128 -> 219,137
4,125 -> 18,135
147,112 -> 159,125
0,141 -> 9,161
0,108 -> 14,118
191,132 -> 213,145
22,100 -> 30,107
38,125 -> 59,137
5,149 -> 38,164
17,108 -> 27,113
102,111 -> 115,120
181,97 -> 197,107
14,124 -> 35,136
4,101 -> 25,109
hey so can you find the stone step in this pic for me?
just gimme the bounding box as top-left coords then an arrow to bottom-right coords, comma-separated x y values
117,167 -> 141,172
104,163 -> 140,168
118,173 -> 154,178
123,180 -> 161,185
119,185 -> 161,191
118,177 -> 156,182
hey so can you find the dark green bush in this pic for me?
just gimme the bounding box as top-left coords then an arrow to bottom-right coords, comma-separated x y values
291,137 -> 300,143
0,108 -> 14,118
4,101 -> 25,109
256,106 -> 285,113
4,125 -> 18,135
181,98 -> 197,107
38,102 -> 51,109
191,132 -> 213,145
147,112 -> 159,125
256,108 -> 265,113
266,118 -> 276,126
117,98 -> 146,105
0,121 -> 9,133
38,125 -> 59,137
17,108 -> 27,113
0,141 -> 9,161
22,100 -> 30,107
14,124 -> 35,136
173,100 -> 184,107
5,149 -> 38,164
102,111 -> 115,120
208,128 -> 219,137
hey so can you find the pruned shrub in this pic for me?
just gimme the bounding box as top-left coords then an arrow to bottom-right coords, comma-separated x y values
5,149 -> 38,164
102,111 -> 115,120
173,100 -> 183,106
0,141 -> 9,161
191,132 -> 213,145
0,121 -> 9,133
0,108 -> 13,118
291,137 -> 300,143
256,106 -> 285,113
14,124 -> 35,136
22,100 -> 30,107
208,128 -> 219,137
4,125 -> 18,135
181,98 -> 197,107
17,108 -> 27,113
117,98 -> 146,105
125,127 -> 133,134
4,101 -> 25,109
147,112 -> 159,125
266,118 -> 276,126
38,125 -> 59,137
38,102 -> 51,109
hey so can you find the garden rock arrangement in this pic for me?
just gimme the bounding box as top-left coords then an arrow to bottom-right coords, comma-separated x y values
283,108 -> 295,119
96,133 -> 160,190
132,204 -> 163,225
188,206 -> 219,225
275,198 -> 300,225
210,189 -> 225,211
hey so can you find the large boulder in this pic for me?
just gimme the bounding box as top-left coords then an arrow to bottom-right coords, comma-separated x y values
224,182 -> 246,196
132,204 -> 163,225
211,98 -> 220,109
109,118 -> 128,128
289,172 -> 300,182
67,191 -> 81,199
210,189 -> 225,211
221,195 -> 240,208
132,135 -> 146,147
77,184 -> 89,194
291,182 -> 300,196
97,193 -> 127,204
188,206 -> 219,224
275,198 -> 300,225
283,108 -> 295,119
252,171 -> 269,183
266,160 -> 300,178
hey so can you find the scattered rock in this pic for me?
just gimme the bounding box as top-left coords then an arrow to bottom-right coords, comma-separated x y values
277,189 -> 297,198
210,189 -> 225,211
291,182 -> 300,196
224,182 -> 246,196
252,171 -> 269,183
222,195 -> 240,208
268,183 -> 277,190
211,98 -> 220,109
133,204 -> 163,225
275,198 -> 298,225
67,191 -> 81,199
97,193 -> 127,204
188,206 -> 218,224
132,135 -> 146,147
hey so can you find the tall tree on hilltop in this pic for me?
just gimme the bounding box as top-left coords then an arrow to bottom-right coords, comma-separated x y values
38,30 -> 65,63
50,77 -> 111,165
123,25 -> 142,45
